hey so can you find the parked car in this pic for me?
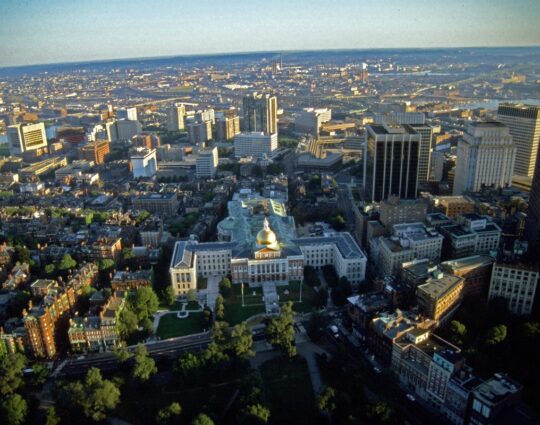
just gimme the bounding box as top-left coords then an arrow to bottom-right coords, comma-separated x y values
406,393 -> 416,402
373,366 -> 382,374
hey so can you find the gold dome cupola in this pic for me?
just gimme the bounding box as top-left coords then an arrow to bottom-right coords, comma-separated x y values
256,217 -> 278,246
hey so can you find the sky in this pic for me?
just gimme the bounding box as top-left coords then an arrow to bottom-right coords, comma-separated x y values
1,0 -> 539,67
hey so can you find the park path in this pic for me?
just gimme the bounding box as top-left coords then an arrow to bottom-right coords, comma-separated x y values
296,333 -> 329,394
205,275 -> 221,310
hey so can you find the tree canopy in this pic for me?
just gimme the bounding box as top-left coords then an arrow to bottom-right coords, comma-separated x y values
266,301 -> 296,357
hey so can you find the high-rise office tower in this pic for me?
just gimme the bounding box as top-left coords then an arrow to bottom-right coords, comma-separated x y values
453,122 -> 515,195
242,92 -> 277,135
364,125 -> 420,202
526,141 -> 540,254
407,124 -> 433,186
7,123 -> 48,156
496,103 -> 540,177
167,104 -> 186,131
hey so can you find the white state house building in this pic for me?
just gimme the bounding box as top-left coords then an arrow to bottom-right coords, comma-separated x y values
169,192 -> 367,295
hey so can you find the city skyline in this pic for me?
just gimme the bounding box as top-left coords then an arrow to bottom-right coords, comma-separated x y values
1,0 -> 540,67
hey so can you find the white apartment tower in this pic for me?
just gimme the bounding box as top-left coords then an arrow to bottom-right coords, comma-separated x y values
196,147 -> 219,178
453,122 -> 515,195
167,104 -> 186,132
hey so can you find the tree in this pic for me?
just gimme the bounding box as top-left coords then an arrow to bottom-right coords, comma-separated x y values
191,413 -> 215,425
157,402 -> 182,424
82,367 -> 121,421
230,323 -> 255,359
118,308 -> 139,339
331,277 -> 352,306
132,344 -> 157,382
113,345 -> 133,363
1,394 -> 27,425
201,306 -> 213,329
215,295 -> 225,320
44,263 -> 57,276
32,363 -> 49,386
45,407 -> 60,425
163,285 -> 177,307
266,301 -> 296,357
98,259 -> 115,271
367,401 -> 394,424
187,289 -> 197,303
448,320 -> 467,346
485,324 -> 507,346
175,352 -> 203,382
316,287 -> 328,309
242,404 -> 270,424
219,277 -> 232,298
58,254 -> 77,272
0,353 -> 27,395
130,286 -> 159,323
317,386 -> 337,415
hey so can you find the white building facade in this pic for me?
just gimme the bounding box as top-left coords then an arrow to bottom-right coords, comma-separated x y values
453,122 -> 516,195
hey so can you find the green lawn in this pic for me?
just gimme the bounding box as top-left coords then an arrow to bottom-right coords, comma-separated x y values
156,313 -> 205,339
277,281 -> 318,313
260,356 -> 321,425
224,303 -> 265,325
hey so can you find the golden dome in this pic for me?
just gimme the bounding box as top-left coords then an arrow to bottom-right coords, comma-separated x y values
256,217 -> 278,246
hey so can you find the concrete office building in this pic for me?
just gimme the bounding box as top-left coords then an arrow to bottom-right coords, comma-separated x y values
130,148 -> 157,178
7,123 -> 48,156
80,140 -> 110,164
132,193 -> 179,216
377,222 -> 443,276
379,195 -> 428,232
417,272 -> 464,321
242,92 -> 278,134
407,124 -> 433,186
453,122 -> 516,195
295,108 -> 332,136
167,104 -> 186,131
364,125 -> 421,202
116,119 -> 142,141
116,107 -> 138,121
525,122 -> 540,254
496,103 -> 540,177
234,132 -> 278,159
488,262 -> 538,315
196,146 -> 219,178
187,121 -> 212,145
373,112 -> 426,125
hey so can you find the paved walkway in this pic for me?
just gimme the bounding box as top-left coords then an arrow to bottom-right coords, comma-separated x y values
262,282 -> 280,314
296,334 -> 331,394
205,275 -> 221,311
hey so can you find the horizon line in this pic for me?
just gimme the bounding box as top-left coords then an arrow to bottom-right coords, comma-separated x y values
1,44 -> 540,71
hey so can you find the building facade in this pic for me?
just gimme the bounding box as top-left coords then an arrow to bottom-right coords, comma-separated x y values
196,147 -> 219,178
364,124 -> 421,202
7,122 -> 48,156
242,92 -> 278,135
453,122 -> 516,195
496,103 -> 540,177
488,262 -> 538,315
234,132 -> 278,159
130,148 -> 157,178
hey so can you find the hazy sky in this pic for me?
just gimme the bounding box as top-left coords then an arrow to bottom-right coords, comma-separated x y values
1,0 -> 539,67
